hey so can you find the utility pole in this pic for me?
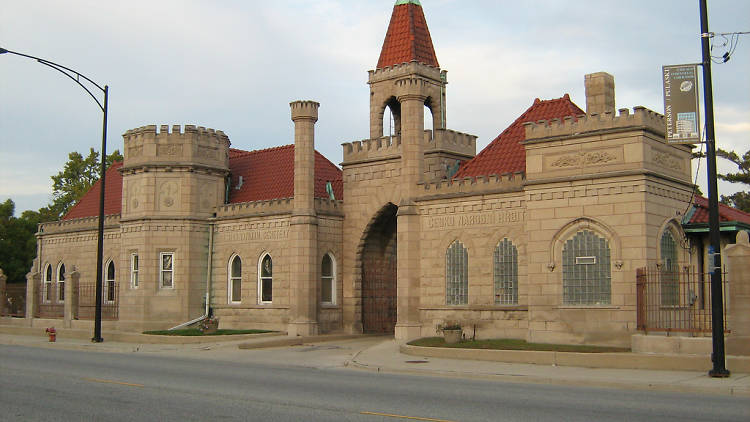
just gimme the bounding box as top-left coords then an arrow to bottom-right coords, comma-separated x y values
699,0 -> 729,378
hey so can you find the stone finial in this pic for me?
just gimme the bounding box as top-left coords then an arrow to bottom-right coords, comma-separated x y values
585,72 -> 615,116
290,100 -> 319,122
738,230 -> 749,245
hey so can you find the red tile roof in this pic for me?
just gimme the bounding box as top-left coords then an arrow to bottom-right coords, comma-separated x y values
62,161 -> 123,220
454,95 -> 584,178
688,195 -> 750,225
376,2 -> 439,69
228,145 -> 343,203
62,146 -> 343,220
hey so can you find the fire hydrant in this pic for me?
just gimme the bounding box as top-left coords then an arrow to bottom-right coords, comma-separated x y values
45,327 -> 56,342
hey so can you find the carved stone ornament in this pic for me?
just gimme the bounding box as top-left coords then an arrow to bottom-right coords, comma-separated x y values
128,144 -> 143,158
160,181 -> 178,208
551,151 -> 616,168
614,260 -> 623,270
652,150 -> 683,171
547,262 -> 556,272
157,144 -> 183,156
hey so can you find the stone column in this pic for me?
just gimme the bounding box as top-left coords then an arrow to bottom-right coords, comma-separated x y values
0,269 -> 6,316
725,231 -> 750,356
63,268 -> 80,328
25,270 -> 40,326
394,92 -> 426,341
287,100 -> 320,337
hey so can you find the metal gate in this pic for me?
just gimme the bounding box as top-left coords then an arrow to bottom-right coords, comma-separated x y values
362,239 -> 397,333
361,204 -> 398,334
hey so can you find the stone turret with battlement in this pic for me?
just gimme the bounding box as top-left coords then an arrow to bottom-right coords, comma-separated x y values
120,124 -> 231,219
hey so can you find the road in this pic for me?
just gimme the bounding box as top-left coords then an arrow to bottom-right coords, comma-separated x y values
1,344 -> 748,421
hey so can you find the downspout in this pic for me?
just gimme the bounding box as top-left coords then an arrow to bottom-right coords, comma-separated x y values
168,221 -> 214,330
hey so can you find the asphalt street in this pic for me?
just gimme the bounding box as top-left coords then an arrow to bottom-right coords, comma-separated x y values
2,344 -> 749,422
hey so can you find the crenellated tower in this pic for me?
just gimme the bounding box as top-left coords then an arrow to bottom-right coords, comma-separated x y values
118,125 -> 230,331
340,0 -> 476,340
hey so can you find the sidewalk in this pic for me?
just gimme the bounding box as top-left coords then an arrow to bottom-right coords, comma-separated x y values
1,325 -> 748,397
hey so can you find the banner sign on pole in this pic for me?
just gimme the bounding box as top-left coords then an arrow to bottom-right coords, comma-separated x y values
662,64 -> 701,144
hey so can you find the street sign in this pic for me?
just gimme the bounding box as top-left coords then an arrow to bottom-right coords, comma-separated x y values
663,64 -> 701,144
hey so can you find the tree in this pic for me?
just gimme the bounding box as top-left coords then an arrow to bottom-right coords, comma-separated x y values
717,148 -> 750,213
47,148 -> 123,219
0,199 -> 38,283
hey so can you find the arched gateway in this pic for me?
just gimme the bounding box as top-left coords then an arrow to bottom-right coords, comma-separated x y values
360,203 -> 398,333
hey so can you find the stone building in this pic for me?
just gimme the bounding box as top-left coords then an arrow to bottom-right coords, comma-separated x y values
25,0 -> 750,347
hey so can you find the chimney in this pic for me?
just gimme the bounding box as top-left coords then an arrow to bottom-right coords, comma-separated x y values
584,72 -> 615,115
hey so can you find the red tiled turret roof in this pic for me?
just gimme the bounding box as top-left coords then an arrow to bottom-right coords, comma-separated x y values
228,145 -> 343,203
62,161 -> 123,220
687,196 -> 750,225
454,95 -> 584,178
376,0 -> 439,69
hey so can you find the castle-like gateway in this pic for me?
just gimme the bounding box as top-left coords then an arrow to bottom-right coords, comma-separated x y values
25,1 -> 748,347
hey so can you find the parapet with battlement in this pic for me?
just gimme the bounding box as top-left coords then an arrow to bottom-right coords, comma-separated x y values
523,106 -> 665,143
368,61 -> 444,85
39,214 -> 121,235
215,197 -> 344,219
122,124 -> 231,172
417,172 -> 525,199
342,128 -> 475,165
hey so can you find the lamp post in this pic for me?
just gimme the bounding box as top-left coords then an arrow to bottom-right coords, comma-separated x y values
698,0 -> 729,378
1,47 -> 108,343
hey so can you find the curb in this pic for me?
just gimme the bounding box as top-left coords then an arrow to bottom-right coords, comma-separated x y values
400,344 -> 750,373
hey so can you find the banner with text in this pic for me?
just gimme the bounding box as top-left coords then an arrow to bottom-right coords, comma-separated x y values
662,64 -> 701,144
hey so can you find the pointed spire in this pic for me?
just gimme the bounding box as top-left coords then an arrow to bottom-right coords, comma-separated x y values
376,0 -> 439,70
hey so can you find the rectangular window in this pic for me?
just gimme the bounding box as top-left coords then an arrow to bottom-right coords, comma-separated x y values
131,253 -> 139,288
160,252 -> 174,288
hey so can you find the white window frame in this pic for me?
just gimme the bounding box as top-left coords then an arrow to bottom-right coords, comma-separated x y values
57,262 -> 66,303
321,253 -> 336,305
228,254 -> 242,304
160,252 -> 175,289
104,259 -> 116,304
130,253 -> 139,288
43,263 -> 53,303
258,253 -> 273,304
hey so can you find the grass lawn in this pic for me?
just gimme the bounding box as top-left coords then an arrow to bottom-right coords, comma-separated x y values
408,337 -> 630,353
142,328 -> 273,336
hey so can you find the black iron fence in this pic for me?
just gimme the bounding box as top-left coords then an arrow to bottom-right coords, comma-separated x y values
1,283 -> 26,317
636,265 -> 729,334
77,282 -> 119,321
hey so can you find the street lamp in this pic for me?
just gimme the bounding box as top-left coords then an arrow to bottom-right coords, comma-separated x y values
1,47 -> 108,343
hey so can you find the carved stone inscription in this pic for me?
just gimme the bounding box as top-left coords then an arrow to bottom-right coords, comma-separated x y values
425,210 -> 525,229
222,229 -> 289,242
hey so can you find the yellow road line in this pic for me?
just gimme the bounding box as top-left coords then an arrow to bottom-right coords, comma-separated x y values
360,411 -> 457,422
83,378 -> 144,388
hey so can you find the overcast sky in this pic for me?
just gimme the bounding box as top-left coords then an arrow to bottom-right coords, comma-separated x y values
1,0 -> 748,215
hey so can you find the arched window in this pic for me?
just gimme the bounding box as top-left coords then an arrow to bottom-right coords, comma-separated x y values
44,264 -> 53,303
105,260 -> 116,303
562,230 -> 611,305
494,239 -> 518,305
660,231 -> 679,306
229,255 -> 242,303
258,253 -> 273,304
57,263 -> 66,302
321,253 -> 335,305
446,241 -> 468,305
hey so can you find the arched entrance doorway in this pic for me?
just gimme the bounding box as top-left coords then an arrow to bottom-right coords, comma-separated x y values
361,203 -> 398,333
